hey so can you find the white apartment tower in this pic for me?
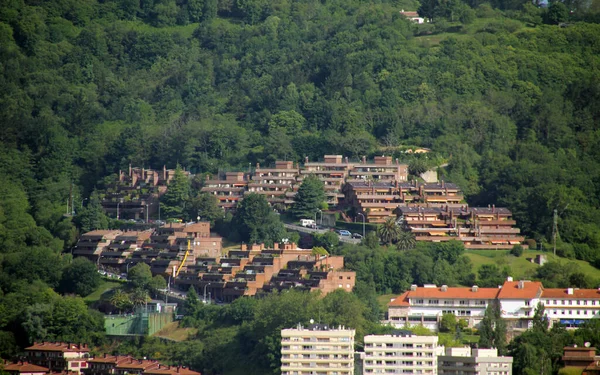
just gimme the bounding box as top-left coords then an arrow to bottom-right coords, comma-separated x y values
363,331 -> 444,375
281,324 -> 355,375
438,347 -> 513,375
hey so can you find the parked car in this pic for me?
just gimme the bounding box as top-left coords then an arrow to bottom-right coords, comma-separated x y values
351,233 -> 363,239
337,230 -> 351,236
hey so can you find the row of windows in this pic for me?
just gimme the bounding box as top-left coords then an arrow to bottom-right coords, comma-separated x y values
413,299 -> 487,306
546,309 -> 600,316
544,299 -> 598,306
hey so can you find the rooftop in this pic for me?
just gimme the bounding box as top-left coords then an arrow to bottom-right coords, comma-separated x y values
3,362 -> 49,373
497,280 -> 543,299
26,342 -> 90,353
542,288 -> 600,299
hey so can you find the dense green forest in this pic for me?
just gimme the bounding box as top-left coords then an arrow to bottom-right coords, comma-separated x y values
1,0 -> 600,373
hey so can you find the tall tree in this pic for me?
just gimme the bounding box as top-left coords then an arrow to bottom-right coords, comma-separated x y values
377,218 -> 401,245
74,191 -> 108,233
291,174 -> 326,219
232,193 -> 285,246
160,165 -> 191,219
396,230 -> 416,251
184,192 -> 223,224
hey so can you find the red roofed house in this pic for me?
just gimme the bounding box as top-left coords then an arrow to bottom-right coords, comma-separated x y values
25,342 -> 90,375
497,278 -> 543,330
541,287 -> 600,329
387,284 -> 500,330
3,362 -> 49,375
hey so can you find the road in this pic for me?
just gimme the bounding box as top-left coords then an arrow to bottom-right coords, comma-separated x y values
283,224 -> 361,245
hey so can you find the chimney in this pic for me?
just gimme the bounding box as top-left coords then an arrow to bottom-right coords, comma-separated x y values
362,155 -> 366,163
507,276 -> 513,282
396,158 -> 399,165
441,180 -> 445,188
492,204 -> 495,213
345,156 -> 349,163
472,285 -> 479,292
518,280 -> 525,289
567,288 -> 574,295
410,284 -> 417,291
441,285 -> 448,292
129,164 -> 132,176
256,163 -> 260,168
163,165 -> 167,180
305,156 -> 309,163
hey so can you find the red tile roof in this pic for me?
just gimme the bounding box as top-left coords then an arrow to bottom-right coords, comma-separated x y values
388,291 -> 410,307
497,281 -> 543,299
143,366 -> 201,375
115,358 -> 160,370
25,343 -> 90,353
4,362 -> 49,373
388,287 -> 499,307
542,288 -> 600,299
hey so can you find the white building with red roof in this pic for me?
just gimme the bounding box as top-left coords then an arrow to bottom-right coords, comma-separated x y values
541,287 -> 600,328
387,284 -> 500,330
496,279 -> 543,329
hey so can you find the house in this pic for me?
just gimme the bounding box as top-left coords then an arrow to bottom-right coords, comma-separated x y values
25,342 -> 90,375
3,362 -> 50,375
438,347 -> 513,375
400,10 -> 427,24
363,331 -> 444,375
281,324 -> 355,375
497,279 -> 543,330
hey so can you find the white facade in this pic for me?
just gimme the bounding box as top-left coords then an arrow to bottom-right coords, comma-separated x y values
540,288 -> 600,328
281,324 -> 355,375
439,347 -> 513,375
363,332 -> 444,375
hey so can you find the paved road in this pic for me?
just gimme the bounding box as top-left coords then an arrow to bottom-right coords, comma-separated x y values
283,224 -> 361,245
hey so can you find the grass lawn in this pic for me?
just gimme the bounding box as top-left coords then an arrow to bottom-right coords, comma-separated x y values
84,281 -> 122,304
153,321 -> 198,341
465,249 -> 600,281
222,238 -> 240,253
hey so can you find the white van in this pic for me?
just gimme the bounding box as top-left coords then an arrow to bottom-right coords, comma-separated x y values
300,219 -> 316,227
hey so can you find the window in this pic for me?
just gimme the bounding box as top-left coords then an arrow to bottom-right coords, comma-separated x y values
554,300 -> 557,305
72,363 -> 79,368
569,300 -> 573,305
416,299 -> 424,304
577,300 -> 581,305
561,300 -> 565,305
525,300 -> 530,306
429,299 -> 439,304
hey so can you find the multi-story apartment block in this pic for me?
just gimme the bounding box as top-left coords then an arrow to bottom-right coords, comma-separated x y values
540,288 -> 600,328
25,342 -> 90,375
72,230 -> 122,265
438,347 -> 513,375
387,284 -> 500,330
343,181 -> 404,223
347,156 -> 408,183
396,205 -> 525,249
174,242 -> 355,303
363,331 -> 444,375
248,161 -> 300,209
201,172 -> 249,211
281,324 -> 355,375
301,155 -> 354,206
100,231 -> 153,269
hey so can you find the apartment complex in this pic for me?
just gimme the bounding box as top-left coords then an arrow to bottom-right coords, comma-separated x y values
82,355 -> 200,375
438,347 -> 513,375
363,331 -> 444,375
174,242 -> 355,303
72,223 -> 222,277
102,165 -> 189,220
25,342 -> 90,375
386,279 -> 600,332
281,324 -> 355,375
200,172 -> 249,210
397,205 -> 525,249
248,161 -> 300,209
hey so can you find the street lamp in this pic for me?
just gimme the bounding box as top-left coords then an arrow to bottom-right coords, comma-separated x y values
203,282 -> 211,304
145,203 -> 149,223
357,213 -> 365,238
117,202 -> 121,220
316,209 -> 323,226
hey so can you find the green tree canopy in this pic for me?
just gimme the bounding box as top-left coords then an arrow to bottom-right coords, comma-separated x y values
59,257 -> 101,297
161,165 -> 191,219
291,175 -> 326,219
232,193 -> 285,246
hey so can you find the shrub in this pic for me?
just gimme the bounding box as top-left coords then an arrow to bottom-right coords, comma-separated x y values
510,244 -> 524,257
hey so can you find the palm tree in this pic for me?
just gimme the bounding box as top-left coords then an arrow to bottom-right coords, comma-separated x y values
396,230 -> 416,251
377,217 -> 402,245
131,288 -> 148,309
110,290 -> 133,314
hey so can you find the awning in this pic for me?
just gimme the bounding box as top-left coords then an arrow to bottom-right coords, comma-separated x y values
509,241 -> 521,244
429,232 -> 447,236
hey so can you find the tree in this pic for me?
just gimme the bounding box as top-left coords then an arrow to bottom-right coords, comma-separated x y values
59,257 -> 101,297
291,175 -> 326,219
160,165 -> 191,219
74,191 -> 108,233
440,313 -> 457,333
311,246 -> 329,256
396,230 -> 416,251
545,2 -> 569,24
110,290 -> 133,314
479,300 -> 507,355
131,288 -> 148,308
477,264 -> 509,288
232,193 -> 285,245
314,231 -> 339,253
128,263 -> 153,289
148,275 -> 167,291
377,218 -> 401,245
184,193 -> 223,224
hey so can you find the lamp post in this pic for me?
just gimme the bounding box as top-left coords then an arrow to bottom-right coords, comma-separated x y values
145,203 -> 149,223
317,209 -> 323,226
117,202 -> 121,220
357,213 -> 365,238
203,282 -> 211,304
